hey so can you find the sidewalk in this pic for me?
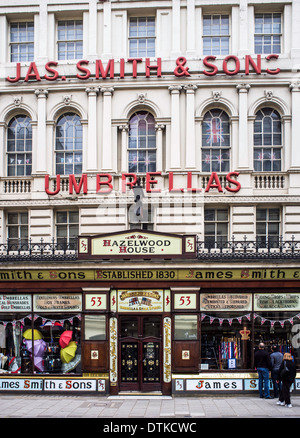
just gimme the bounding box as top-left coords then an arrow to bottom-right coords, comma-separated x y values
0,393 -> 299,418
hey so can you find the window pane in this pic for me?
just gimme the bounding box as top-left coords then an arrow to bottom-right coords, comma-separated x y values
85,315 -> 106,340
174,315 -> 198,340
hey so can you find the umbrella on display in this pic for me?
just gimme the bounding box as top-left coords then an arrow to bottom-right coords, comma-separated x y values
33,356 -> 44,372
60,341 -> 77,364
59,331 -> 73,349
24,339 -> 47,356
23,329 -> 43,340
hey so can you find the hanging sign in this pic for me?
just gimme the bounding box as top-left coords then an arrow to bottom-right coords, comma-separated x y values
79,230 -> 196,259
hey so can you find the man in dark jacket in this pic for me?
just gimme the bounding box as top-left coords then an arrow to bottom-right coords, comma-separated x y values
254,343 -> 272,398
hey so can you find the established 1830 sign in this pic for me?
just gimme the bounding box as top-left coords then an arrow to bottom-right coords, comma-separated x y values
78,230 -> 196,260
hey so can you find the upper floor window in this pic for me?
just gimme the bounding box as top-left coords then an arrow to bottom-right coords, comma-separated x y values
56,210 -> 79,250
256,208 -> 280,247
204,208 -> 229,247
255,13 -> 281,54
7,212 -> 28,247
10,22 -> 34,62
202,109 -> 230,173
129,17 -> 155,57
254,108 -> 282,172
57,20 -> 83,60
7,115 -> 32,177
55,113 -> 82,175
128,111 -> 156,173
203,15 -> 229,55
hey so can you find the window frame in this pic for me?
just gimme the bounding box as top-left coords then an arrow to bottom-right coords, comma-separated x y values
201,109 -> 231,173
55,112 -> 83,176
55,210 -> 79,249
57,19 -> 83,61
7,115 -> 32,177
10,21 -> 34,63
256,207 -> 281,247
253,108 -> 282,172
254,12 -> 282,55
204,207 -> 229,247
7,211 -> 29,247
128,16 -> 156,58
202,14 -> 230,56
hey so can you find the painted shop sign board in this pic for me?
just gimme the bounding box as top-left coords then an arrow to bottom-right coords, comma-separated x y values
0,268 -> 300,281
200,293 -> 252,311
0,378 -> 106,392
78,230 -> 196,259
117,290 -> 164,312
33,294 -> 82,312
0,295 -> 31,312
254,293 -> 300,311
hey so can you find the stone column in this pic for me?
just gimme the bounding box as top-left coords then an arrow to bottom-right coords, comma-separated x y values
155,124 -> 165,172
236,84 -> 251,170
289,83 -> 300,169
85,87 -> 99,172
119,124 -> 129,173
101,87 -> 114,171
184,84 -> 197,169
186,0 -> 195,57
168,85 -> 182,169
34,89 -> 48,174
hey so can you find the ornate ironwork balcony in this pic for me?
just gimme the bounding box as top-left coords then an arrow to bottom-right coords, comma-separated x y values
0,236 -> 299,261
0,238 -> 77,261
196,236 -> 300,260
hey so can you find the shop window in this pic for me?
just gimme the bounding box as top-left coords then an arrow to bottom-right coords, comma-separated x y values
57,20 -> 83,60
84,315 -> 106,340
0,316 -> 32,373
253,312 -> 300,368
56,210 -> 79,250
7,115 -> 32,177
204,208 -> 229,247
174,315 -> 198,340
254,108 -> 282,172
202,109 -> 230,173
33,314 -> 81,374
10,22 -> 34,62
203,15 -> 230,56
7,212 -> 28,248
254,13 -> 281,54
201,313 -> 251,370
256,207 -> 280,247
128,111 -> 156,173
129,17 -> 155,57
55,113 -> 83,175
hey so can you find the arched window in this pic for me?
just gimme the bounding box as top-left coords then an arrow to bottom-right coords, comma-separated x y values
7,115 -> 32,176
55,113 -> 82,175
202,109 -> 230,172
254,108 -> 282,172
128,111 -> 156,173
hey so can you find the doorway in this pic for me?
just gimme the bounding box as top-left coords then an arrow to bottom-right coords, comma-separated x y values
119,315 -> 162,392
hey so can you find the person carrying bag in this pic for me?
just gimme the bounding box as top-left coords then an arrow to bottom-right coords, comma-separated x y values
276,352 -> 296,408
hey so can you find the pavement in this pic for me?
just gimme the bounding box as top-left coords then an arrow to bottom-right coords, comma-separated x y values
0,393 -> 300,420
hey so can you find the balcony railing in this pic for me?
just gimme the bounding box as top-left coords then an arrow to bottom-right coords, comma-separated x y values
0,236 -> 299,261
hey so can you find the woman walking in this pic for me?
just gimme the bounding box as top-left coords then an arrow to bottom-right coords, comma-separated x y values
276,352 -> 296,408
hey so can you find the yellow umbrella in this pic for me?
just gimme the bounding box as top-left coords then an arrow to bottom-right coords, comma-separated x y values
60,341 -> 77,364
23,329 -> 43,340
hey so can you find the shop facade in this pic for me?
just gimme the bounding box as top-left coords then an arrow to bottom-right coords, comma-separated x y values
0,230 -> 299,395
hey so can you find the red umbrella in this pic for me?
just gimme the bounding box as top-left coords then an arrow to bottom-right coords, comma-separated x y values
59,331 -> 73,349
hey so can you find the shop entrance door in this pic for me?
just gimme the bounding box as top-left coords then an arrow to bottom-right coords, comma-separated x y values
119,316 -> 162,392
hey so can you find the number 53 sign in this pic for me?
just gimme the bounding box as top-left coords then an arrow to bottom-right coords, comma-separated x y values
85,294 -> 107,310
174,293 -> 197,310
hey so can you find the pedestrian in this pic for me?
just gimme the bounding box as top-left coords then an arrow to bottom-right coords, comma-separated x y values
254,342 -> 272,399
276,352 -> 296,408
270,345 -> 283,398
